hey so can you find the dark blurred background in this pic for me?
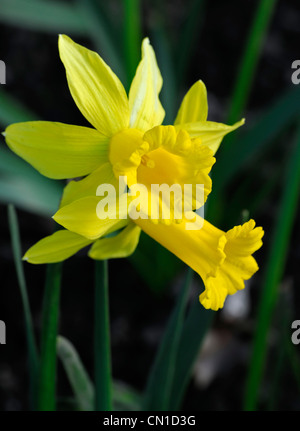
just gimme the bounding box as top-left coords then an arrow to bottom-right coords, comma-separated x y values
0,0 -> 299,411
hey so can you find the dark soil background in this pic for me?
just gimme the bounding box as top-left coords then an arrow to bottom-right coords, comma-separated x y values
0,0 -> 300,411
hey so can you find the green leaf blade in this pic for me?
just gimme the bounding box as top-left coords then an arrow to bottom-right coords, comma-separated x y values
7,204 -> 39,410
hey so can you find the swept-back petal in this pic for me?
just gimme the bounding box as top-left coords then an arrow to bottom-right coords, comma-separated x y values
60,162 -> 118,207
53,196 -> 128,240
89,222 -> 141,260
176,118 -> 245,155
23,230 -> 93,264
174,80 -> 208,124
59,34 -> 129,136
129,38 -> 165,131
4,121 -> 109,179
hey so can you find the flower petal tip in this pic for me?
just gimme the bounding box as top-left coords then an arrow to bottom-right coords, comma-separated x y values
58,34 -> 71,49
142,37 -> 150,47
197,79 -> 206,87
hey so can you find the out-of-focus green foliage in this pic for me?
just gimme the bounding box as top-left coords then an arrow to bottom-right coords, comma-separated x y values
2,0 -> 300,413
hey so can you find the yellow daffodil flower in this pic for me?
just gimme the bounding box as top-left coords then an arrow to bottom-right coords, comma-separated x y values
3,35 -> 263,310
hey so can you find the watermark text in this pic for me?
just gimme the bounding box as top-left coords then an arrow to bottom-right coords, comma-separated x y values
0,320 -> 6,344
291,60 -> 300,85
95,176 -> 205,230
0,60 -> 6,84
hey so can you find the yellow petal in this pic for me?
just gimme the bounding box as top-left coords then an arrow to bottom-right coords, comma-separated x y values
23,230 -> 93,264
174,80 -> 208,124
60,162 -> 118,207
176,118 -> 245,155
129,38 -> 165,131
89,223 -> 141,260
59,34 -> 129,136
4,121 -> 109,179
53,196 -> 128,240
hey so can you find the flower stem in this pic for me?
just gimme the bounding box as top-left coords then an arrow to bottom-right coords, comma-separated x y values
94,260 -> 113,411
38,262 -> 62,411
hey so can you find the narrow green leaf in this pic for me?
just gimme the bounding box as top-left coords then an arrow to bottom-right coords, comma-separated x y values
94,260 -> 113,411
38,262 -> 63,411
123,0 -> 142,86
57,335 -> 142,411
244,121 -> 300,411
7,204 -> 39,410
143,268 -> 193,410
57,335 -> 94,411
0,0 -> 87,35
226,0 -> 278,125
169,289 -> 214,410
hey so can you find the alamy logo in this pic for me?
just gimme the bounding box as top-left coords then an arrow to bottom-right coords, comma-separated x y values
95,176 -> 205,230
0,320 -> 6,344
291,60 -> 300,85
0,60 -> 6,84
291,320 -> 300,345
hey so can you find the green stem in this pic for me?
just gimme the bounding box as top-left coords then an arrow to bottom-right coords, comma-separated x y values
123,0 -> 141,86
7,205 -> 39,410
243,121 -> 300,410
38,262 -> 63,411
226,0 -> 278,125
94,260 -> 112,411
